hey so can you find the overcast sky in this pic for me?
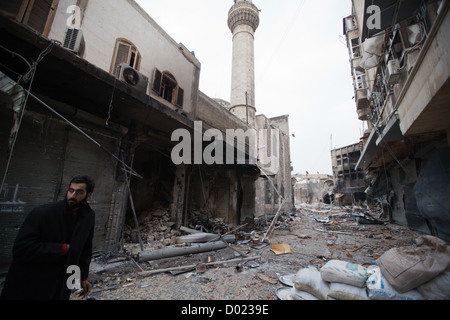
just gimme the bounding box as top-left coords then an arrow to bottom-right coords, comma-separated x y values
135,0 -> 362,175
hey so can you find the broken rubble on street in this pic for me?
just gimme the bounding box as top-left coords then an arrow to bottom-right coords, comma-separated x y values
73,203 -> 450,300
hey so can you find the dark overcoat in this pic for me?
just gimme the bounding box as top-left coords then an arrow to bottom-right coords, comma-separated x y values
0,200 -> 95,300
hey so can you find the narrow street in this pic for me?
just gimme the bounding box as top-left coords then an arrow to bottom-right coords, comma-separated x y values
79,203 -> 423,300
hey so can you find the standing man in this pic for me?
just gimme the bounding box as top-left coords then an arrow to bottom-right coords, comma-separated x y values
1,175 -> 96,300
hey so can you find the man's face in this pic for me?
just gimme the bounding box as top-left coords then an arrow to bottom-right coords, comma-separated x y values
66,183 -> 91,209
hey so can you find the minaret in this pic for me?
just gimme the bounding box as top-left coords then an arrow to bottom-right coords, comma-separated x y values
228,0 -> 260,127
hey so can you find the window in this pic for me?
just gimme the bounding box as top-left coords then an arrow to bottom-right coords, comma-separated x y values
151,68 -> 184,108
343,15 -> 357,34
353,69 -> 368,90
349,37 -> 361,59
0,0 -> 59,37
111,39 -> 141,76
265,181 -> 272,205
272,133 -> 278,157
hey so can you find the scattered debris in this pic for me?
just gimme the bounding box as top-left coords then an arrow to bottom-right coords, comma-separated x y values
257,274 -> 278,285
77,202 -> 442,300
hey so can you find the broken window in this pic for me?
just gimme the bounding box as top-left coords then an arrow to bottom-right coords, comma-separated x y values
0,0 -> 59,37
151,68 -> 184,108
111,39 -> 141,76
349,37 -> 362,59
343,15 -> 357,34
354,69 -> 368,90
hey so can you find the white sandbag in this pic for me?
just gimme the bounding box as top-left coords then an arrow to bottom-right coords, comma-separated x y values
290,288 -> 320,300
417,266 -> 450,300
327,282 -> 369,300
294,267 -> 330,300
320,260 -> 368,287
366,266 -> 423,300
275,287 -> 319,300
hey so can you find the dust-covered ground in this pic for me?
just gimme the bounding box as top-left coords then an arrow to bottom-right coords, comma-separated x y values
77,204 -> 424,301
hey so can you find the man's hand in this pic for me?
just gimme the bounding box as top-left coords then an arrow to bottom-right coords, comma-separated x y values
81,279 -> 91,298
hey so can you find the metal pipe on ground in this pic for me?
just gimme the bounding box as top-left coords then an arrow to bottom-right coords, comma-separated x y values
138,241 -> 228,262
138,255 -> 261,277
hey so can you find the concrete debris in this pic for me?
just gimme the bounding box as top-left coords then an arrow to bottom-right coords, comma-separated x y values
75,203 -> 446,300
123,207 -> 181,252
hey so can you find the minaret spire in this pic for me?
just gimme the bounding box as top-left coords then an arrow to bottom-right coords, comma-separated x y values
228,0 -> 260,127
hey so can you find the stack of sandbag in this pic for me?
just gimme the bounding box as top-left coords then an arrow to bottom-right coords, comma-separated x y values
277,236 -> 449,300
366,265 -> 424,300
285,262 -> 370,300
320,260 -> 370,300
375,235 -> 450,300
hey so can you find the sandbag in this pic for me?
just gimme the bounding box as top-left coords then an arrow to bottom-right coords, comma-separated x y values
327,282 -> 369,300
366,266 -> 423,300
377,235 -> 450,293
417,266 -> 450,300
294,267 -> 330,300
290,288 -> 320,300
320,260 -> 368,287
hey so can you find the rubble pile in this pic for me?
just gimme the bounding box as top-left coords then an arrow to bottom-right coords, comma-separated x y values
188,210 -> 232,234
123,207 -> 180,248
90,202 -> 449,301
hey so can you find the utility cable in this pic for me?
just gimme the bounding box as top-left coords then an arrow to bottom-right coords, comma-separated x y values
22,89 -> 143,179
0,42 -> 55,193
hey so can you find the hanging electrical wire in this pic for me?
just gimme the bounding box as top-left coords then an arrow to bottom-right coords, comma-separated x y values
0,40 -> 143,196
257,0 -> 307,83
22,89 -> 143,179
0,41 -> 55,194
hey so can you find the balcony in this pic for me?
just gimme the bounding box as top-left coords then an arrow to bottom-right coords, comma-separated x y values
351,56 -> 364,72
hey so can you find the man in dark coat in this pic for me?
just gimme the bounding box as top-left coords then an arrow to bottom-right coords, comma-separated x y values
1,175 -> 96,300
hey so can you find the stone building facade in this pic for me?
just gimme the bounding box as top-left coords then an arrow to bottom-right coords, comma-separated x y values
0,0 -> 292,271
343,0 -> 450,241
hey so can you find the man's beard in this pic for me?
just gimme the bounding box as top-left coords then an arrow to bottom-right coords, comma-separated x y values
66,196 -> 88,210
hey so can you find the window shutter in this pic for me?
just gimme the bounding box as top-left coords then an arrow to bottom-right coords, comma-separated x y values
113,42 -> 131,76
152,68 -> 162,94
134,52 -> 141,70
176,87 -> 184,107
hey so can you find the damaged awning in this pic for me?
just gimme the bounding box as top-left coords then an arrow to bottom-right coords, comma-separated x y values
362,0 -> 423,42
376,114 -> 404,146
359,33 -> 385,70
356,128 -> 379,170
0,72 -> 25,112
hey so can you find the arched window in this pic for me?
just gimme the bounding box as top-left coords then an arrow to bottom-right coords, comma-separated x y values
110,38 -> 141,76
151,68 -> 184,108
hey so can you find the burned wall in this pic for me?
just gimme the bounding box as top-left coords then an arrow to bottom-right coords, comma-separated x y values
189,165 -> 256,226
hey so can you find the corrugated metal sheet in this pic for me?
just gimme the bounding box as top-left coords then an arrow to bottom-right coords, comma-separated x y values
0,99 -> 129,271
56,128 -> 124,254
0,105 -> 67,272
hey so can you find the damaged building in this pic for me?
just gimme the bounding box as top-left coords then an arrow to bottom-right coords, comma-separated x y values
292,173 -> 334,205
0,0 -> 292,272
331,142 -> 367,206
343,0 -> 450,241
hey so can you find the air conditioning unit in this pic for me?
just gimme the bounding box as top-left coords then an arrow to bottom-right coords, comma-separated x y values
386,59 -> 402,85
117,63 -> 149,93
63,27 -> 83,54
